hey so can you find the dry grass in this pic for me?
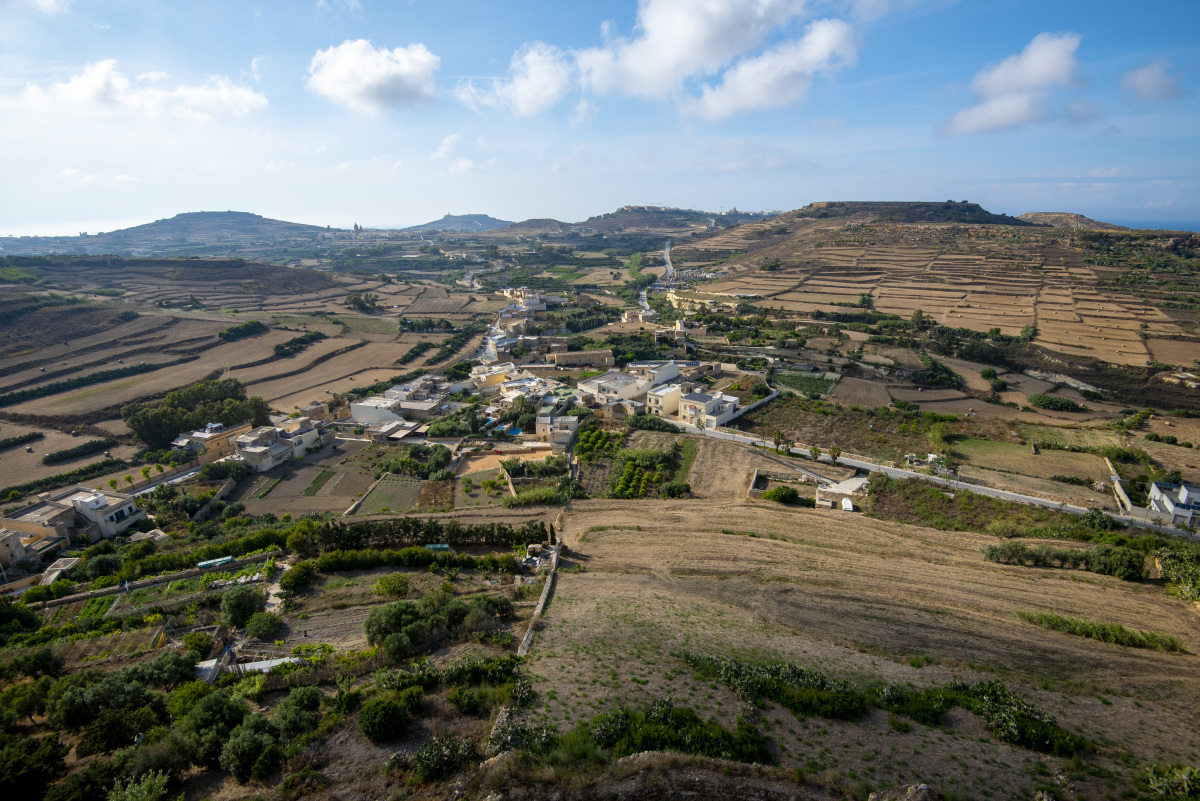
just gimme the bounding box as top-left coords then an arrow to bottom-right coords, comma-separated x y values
522,496 -> 1200,796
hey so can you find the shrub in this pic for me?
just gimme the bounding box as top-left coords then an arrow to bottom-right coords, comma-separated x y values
221,586 -> 266,628
106,769 -> 169,801
244,612 -> 283,641
411,735 -> 478,781
274,686 -> 321,742
181,632 -> 213,658
1016,610 -> 1183,651
219,715 -> 281,783
218,320 -> 268,341
177,690 -> 248,766
1028,394 -> 1086,413
358,687 -> 422,742
167,680 -> 213,720
41,438 -> 117,465
626,414 -> 682,433
0,733 -> 69,796
374,573 -> 411,597
659,480 -> 691,498
279,560 -> 316,593
761,485 -> 800,504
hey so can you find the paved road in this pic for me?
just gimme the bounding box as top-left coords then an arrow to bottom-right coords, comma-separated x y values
675,421 -> 1198,541
663,239 -> 674,280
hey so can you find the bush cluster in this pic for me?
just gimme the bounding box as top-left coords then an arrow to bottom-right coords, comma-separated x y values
981,541 -> 1147,581
218,320 -> 268,341
41,438 -> 117,465
358,687 -> 423,742
1015,610 -> 1183,652
316,518 -> 550,551
314,547 -> 517,574
365,588 -> 514,660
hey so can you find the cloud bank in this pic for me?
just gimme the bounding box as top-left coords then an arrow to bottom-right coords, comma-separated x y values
308,39 -> 439,113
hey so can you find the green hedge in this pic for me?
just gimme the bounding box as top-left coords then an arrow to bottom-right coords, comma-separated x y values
218,320 -> 268,341
0,363 -> 160,408
0,432 -> 43,452
1,458 -> 129,500
42,438 -> 117,465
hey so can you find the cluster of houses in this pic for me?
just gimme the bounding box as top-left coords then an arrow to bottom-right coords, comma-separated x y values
0,485 -> 148,574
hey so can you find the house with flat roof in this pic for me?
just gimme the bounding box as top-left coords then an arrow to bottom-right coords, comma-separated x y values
576,371 -> 645,404
235,418 -> 322,472
0,485 -> 148,550
678,391 -> 740,429
535,415 -> 580,452
1149,481 -> 1200,526
171,421 -> 254,464
646,384 -> 682,417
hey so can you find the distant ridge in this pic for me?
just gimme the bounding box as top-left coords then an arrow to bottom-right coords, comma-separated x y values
796,201 -> 1039,226
500,205 -> 772,235
402,213 -> 513,233
1017,212 -> 1129,231
0,211 -> 333,257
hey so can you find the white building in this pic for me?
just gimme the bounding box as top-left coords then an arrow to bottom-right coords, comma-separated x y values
678,391 -> 740,429
350,396 -> 404,425
646,384 -> 682,417
625,361 -> 680,386
235,418 -> 321,472
576,371 -> 645,404
1149,481 -> 1200,526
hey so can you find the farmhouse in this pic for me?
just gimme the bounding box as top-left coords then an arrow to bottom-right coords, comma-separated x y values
678,390 -> 740,428
0,530 -> 27,568
1149,481 -> 1200,526
171,421 -> 254,464
0,485 -> 147,550
622,308 -> 658,324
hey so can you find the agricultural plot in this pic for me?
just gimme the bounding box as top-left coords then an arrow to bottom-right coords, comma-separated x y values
357,474 -> 423,515
828,377 -> 890,407
532,497 -> 1199,796
953,438 -> 1109,482
454,467 -> 504,508
1147,338 -> 1200,365
243,341 -> 404,406
0,425 -> 139,488
772,371 -> 833,396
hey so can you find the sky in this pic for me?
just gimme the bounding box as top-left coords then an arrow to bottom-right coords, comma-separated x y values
1,0 -> 1197,235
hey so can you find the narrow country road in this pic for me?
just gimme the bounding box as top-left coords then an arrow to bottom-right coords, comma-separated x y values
675,421 -> 1198,541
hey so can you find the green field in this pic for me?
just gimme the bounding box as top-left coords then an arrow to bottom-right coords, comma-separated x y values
358,474 -> 423,514
773,371 -> 834,396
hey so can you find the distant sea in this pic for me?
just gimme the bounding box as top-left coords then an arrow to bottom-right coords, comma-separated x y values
1106,219 -> 1200,232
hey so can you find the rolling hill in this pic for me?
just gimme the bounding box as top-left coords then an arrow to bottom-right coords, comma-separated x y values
402,213 -> 513,232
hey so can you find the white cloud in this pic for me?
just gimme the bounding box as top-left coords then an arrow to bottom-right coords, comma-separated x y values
307,39 -> 439,113
576,0 -> 809,99
432,133 -> 459,158
316,0 -> 361,11
457,42 -> 573,117
690,19 -> 857,119
1121,59 -> 1183,103
28,0 -> 69,14
946,32 -> 1081,135
22,60 -> 267,120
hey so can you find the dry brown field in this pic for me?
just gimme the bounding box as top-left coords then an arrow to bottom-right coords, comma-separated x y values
0,424 -> 140,488
528,497 -> 1199,797
1147,338 -> 1200,365
828,377 -> 890,407
243,341 -> 402,405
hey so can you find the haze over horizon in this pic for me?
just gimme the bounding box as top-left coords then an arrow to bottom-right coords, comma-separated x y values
2,0 -> 1197,236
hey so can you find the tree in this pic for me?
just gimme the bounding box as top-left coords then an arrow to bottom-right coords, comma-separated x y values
155,463 -> 164,474
123,475 -> 134,488
107,770 -> 169,801
108,479 -> 118,490
221,586 -> 265,629
809,445 -> 822,461
828,445 -> 842,462
219,715 -> 280,783
177,691 -> 248,766
243,612 -> 283,641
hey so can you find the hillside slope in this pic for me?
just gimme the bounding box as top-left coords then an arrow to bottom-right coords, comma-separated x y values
1018,212 -> 1129,230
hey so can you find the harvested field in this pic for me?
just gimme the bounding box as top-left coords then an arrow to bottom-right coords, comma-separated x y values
1147,338 -> 1200,365
243,342 -> 403,405
957,466 -> 1118,511
625,431 -> 814,498
4,332 -> 289,415
828,377 -> 890,407
357,474 -> 422,514
529,497 -> 1199,796
0,424 -> 139,489
953,438 -> 1109,482
887,387 -> 968,402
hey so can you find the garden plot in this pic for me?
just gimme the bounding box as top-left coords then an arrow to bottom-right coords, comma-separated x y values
357,474 -> 423,515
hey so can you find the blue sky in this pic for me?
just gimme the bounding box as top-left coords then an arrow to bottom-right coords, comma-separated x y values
1,0 -> 1197,235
